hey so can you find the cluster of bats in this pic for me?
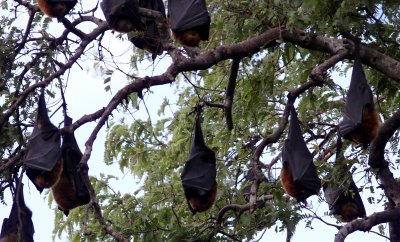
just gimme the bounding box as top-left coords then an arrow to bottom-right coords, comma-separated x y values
34,0 -> 211,51
280,42 -> 381,222
180,42 -> 381,221
1,90 -> 90,241
0,0 -> 382,240
100,0 -> 211,55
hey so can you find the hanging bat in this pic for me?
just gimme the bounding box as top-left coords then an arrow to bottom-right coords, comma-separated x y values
172,25 -> 210,47
168,0 -> 211,47
339,42 -> 381,148
0,183 -> 35,242
24,89 -> 62,193
100,0 -> 145,33
324,137 -> 366,222
181,112 -> 217,214
130,0 -> 166,57
280,106 -> 321,202
38,0 -> 77,19
323,171 -> 366,222
52,115 -> 90,216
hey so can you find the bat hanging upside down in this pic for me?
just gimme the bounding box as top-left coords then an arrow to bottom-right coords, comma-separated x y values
38,0 -> 77,19
185,182 -> 217,214
26,159 -> 63,191
348,104 -> 381,148
172,25 -> 209,47
280,161 -> 315,202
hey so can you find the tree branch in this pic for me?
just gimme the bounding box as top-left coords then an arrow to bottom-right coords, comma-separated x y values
334,207 -> 400,242
368,108 -> 400,204
0,20 -> 108,128
224,58 -> 240,131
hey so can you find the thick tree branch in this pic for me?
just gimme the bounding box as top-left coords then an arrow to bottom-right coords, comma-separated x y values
205,195 -> 273,241
334,207 -> 400,242
368,108 -> 400,204
281,28 -> 400,82
224,58 -> 240,131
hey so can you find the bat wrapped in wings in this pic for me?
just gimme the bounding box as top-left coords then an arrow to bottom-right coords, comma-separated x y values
100,0 -> 145,33
168,0 -> 211,47
24,89 -> 63,193
129,0 -> 166,56
339,42 -> 381,148
280,106 -> 321,202
0,183 -> 34,242
323,169 -> 366,222
323,137 -> 366,222
51,115 -> 90,216
181,111 -> 217,214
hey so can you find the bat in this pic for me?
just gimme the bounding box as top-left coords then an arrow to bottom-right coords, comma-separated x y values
323,179 -> 366,222
181,111 -> 217,214
280,106 -> 321,202
339,41 -> 381,148
100,0 -> 145,33
0,183 -> 34,242
168,0 -> 211,47
24,89 -> 62,193
323,168 -> 366,222
51,115 -> 90,216
130,0 -> 166,57
38,0 -> 77,19
323,137 -> 366,222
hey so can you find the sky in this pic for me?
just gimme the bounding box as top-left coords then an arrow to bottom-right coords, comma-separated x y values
0,1 -> 394,242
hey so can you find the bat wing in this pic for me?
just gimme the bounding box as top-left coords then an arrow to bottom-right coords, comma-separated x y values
348,180 -> 366,217
17,184 -> 35,242
339,44 -> 373,138
130,0 -> 165,52
24,90 -> 61,172
0,183 -> 34,242
62,116 -> 90,204
181,115 -> 216,193
100,0 -> 144,31
168,0 -> 211,33
282,106 -> 321,194
323,169 -> 365,218
139,0 -> 165,16
0,218 -> 17,241
47,0 -> 77,14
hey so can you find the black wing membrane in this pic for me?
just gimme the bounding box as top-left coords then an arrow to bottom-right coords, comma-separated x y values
281,106 -> 321,201
130,0 -> 166,54
323,137 -> 366,222
0,183 -> 34,242
52,115 -> 90,216
168,0 -> 210,35
24,89 -> 62,192
100,0 -> 144,32
47,0 -> 77,16
323,172 -> 366,222
339,43 -> 373,138
181,114 -> 217,213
